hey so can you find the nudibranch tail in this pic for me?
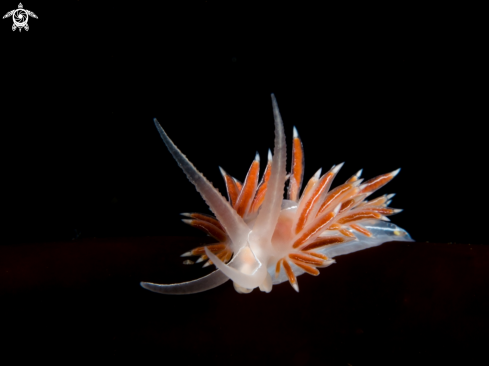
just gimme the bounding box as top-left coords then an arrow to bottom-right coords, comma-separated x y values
142,94 -> 412,295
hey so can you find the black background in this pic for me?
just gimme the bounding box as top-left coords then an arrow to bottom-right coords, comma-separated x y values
2,1 -> 484,246
1,2 -> 487,365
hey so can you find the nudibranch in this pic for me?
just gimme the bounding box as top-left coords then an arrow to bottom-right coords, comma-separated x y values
142,94 -> 412,294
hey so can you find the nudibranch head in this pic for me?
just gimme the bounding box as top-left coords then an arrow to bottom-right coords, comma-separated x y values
141,94 -> 412,295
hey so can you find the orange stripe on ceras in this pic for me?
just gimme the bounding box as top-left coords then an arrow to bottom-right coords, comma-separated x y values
275,258 -> 283,279
339,228 -> 356,238
324,223 -> 354,238
290,260 -> 320,276
346,175 -> 358,183
295,172 -> 334,234
292,170 -> 321,235
326,223 -> 352,237
222,173 -> 240,207
363,207 -> 395,215
293,211 -> 336,248
299,172 -> 319,203
234,159 -> 260,217
306,252 -> 328,260
201,247 -> 232,266
339,198 -> 355,213
359,171 -> 395,195
234,179 -> 243,192
317,183 -> 354,216
221,249 -> 232,263
337,211 -> 381,224
188,220 -> 227,242
288,136 -> 304,201
282,259 -> 297,285
250,161 -> 271,213
250,185 -> 267,213
217,249 -> 231,262
289,253 -> 324,266
187,213 -> 225,232
350,224 -> 373,237
301,236 -> 345,251
190,243 -> 227,256
360,195 -> 387,207
205,249 -> 231,266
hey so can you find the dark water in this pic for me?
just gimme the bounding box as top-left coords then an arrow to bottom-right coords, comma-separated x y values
1,237 -> 487,365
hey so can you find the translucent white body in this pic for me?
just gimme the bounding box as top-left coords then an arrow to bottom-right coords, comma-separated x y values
141,95 -> 412,295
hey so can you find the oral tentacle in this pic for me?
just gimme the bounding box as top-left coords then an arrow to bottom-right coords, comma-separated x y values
154,119 -> 250,251
140,270 -> 229,295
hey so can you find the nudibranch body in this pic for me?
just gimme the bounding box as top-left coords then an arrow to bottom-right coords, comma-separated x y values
142,95 -> 412,294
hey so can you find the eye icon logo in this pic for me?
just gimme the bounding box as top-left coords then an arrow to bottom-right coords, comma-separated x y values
3,3 -> 37,32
